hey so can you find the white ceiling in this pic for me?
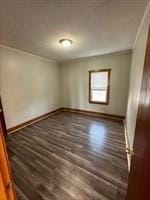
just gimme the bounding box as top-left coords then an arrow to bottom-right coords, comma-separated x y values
0,0 -> 148,61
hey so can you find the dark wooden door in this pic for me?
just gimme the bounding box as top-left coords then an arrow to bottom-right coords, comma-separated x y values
0,97 -> 7,138
126,28 -> 150,199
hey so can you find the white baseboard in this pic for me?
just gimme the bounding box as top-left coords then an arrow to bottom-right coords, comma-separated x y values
123,120 -> 131,172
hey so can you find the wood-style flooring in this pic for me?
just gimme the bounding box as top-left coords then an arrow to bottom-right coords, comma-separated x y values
7,111 -> 128,200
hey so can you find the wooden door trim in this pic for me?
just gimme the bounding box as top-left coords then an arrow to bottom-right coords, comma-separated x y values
0,170 -> 7,200
126,26 -> 150,199
0,123 -> 16,200
0,97 -> 7,138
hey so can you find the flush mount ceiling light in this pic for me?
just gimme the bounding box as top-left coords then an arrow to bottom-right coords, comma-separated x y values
59,39 -> 73,48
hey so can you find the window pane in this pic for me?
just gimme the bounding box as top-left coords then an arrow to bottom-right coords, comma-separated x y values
91,90 -> 107,102
91,72 -> 108,90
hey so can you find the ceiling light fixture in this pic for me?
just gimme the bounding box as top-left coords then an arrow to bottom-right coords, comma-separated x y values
59,39 -> 73,48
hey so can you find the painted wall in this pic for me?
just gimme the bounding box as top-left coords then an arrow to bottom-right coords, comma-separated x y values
126,4 -> 150,150
0,45 -> 61,129
60,51 -> 131,116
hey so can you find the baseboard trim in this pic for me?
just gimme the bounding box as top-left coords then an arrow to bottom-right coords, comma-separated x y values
62,107 -> 125,122
7,107 -> 63,134
123,119 -> 131,172
7,107 -> 125,134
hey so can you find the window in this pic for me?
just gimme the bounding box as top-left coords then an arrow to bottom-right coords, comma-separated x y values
89,69 -> 111,104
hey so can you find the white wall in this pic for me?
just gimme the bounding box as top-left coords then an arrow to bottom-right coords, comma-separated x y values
0,45 -> 61,129
61,51 -> 131,116
126,3 -> 150,150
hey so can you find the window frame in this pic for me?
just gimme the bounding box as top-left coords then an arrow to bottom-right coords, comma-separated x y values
89,69 -> 111,105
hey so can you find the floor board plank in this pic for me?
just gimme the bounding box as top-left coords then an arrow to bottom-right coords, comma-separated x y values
7,111 -> 128,200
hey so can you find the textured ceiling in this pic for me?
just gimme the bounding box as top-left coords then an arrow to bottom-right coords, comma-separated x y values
0,0 -> 148,61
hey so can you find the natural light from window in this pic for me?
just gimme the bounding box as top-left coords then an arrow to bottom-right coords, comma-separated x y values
89,69 -> 110,104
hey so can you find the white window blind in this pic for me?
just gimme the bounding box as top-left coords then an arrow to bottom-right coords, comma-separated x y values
90,70 -> 110,103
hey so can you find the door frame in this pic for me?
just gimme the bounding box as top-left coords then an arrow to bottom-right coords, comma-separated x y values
0,122 -> 16,200
0,97 -> 7,138
126,27 -> 150,199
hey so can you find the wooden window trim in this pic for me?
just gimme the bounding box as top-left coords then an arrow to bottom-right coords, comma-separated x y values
89,69 -> 111,105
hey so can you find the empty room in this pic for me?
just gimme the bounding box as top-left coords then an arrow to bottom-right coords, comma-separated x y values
0,0 -> 150,200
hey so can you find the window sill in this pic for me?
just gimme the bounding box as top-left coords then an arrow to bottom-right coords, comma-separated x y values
89,101 -> 109,105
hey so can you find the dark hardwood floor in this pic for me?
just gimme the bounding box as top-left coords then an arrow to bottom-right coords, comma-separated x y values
7,111 -> 128,200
